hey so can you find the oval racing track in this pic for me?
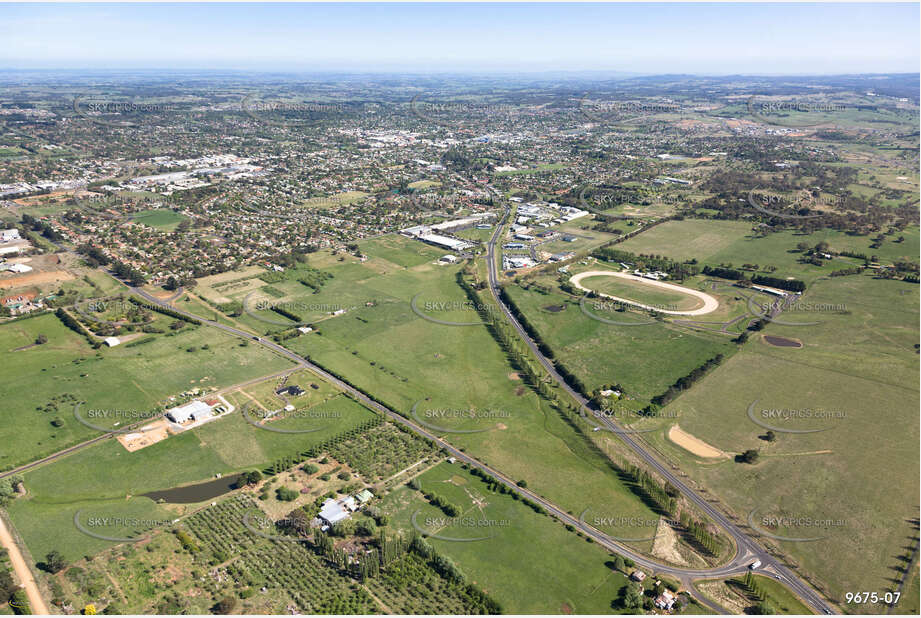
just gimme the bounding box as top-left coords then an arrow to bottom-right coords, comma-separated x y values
570,270 -> 720,316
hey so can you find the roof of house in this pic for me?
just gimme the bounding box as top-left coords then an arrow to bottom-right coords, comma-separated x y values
319,499 -> 350,524
356,489 -> 373,503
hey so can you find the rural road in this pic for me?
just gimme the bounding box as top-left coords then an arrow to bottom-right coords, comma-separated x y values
0,513 -> 49,615
483,193 -> 836,615
2,246 -> 829,615
570,270 -> 720,316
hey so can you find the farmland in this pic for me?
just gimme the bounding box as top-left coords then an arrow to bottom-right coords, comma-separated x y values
380,462 -> 640,614
5,389 -> 380,562
0,310 -> 293,472
645,272 -> 918,610
273,236 -> 672,553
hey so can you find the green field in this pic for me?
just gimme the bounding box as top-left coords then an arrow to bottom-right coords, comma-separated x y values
381,461 -> 636,614
581,273 -> 706,312
0,312 -> 293,472
6,392 -> 378,562
504,282 -> 736,404
129,208 -> 189,231
269,236 -> 669,552
644,273 -> 918,610
616,219 -> 920,282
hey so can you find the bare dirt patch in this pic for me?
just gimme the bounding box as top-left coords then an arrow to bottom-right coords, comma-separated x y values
667,425 -> 728,459
0,269 -> 75,289
507,372 -> 521,381
651,519 -> 689,566
116,419 -> 171,452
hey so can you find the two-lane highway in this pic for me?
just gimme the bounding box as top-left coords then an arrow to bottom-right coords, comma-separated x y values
480,194 -> 835,614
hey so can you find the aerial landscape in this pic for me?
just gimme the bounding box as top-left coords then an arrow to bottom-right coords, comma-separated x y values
0,1 -> 918,616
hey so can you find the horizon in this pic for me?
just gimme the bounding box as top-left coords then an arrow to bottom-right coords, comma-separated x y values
0,2 -> 918,74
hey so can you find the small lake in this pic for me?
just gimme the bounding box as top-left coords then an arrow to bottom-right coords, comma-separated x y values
142,473 -> 242,504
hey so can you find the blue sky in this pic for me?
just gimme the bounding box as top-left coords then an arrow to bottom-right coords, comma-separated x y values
0,3 -> 917,74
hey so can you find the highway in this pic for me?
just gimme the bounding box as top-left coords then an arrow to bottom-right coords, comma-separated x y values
3,257 -> 833,613
481,194 -> 836,615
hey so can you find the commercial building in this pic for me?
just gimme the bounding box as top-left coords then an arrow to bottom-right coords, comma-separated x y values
166,400 -> 213,424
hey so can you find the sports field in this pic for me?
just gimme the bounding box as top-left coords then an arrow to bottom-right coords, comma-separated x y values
129,208 -> 188,230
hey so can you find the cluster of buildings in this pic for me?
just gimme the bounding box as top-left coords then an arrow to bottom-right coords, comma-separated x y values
316,489 -> 375,529
1,291 -> 46,315
126,154 -> 265,194
401,212 -> 496,252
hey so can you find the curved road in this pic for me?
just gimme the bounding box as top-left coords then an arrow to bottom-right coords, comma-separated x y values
482,194 -> 835,615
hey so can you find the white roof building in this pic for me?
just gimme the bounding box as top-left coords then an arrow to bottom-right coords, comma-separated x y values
0,229 -> 21,243
166,400 -> 212,424
103,336 -> 121,347
319,498 -> 350,525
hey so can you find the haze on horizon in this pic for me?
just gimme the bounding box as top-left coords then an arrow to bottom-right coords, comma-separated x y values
0,2 -> 918,75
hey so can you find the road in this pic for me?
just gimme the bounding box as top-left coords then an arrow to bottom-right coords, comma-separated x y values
482,193 -> 836,615
0,513 -> 50,614
4,259 -> 831,614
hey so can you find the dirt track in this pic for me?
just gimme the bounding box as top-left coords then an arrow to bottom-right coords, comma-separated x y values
0,514 -> 49,614
570,270 -> 719,316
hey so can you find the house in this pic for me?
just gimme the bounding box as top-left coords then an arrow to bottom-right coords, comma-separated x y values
439,254 -> 458,263
104,336 -> 121,347
318,498 -> 350,526
631,570 -> 647,582
655,589 -> 676,610
297,326 -> 313,334
4,263 -> 32,273
166,399 -> 212,424
0,229 -> 20,243
276,385 -> 305,397
355,489 -> 374,505
342,496 -> 359,512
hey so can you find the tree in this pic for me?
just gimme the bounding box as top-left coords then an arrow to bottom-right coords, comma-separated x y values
35,334 -> 48,345
213,596 -> 237,614
765,430 -> 776,442
620,585 -> 643,610
613,555 -> 626,573
42,550 -> 67,573
741,449 -> 760,464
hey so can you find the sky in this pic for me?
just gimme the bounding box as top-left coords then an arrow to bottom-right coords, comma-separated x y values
0,2 -> 918,75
